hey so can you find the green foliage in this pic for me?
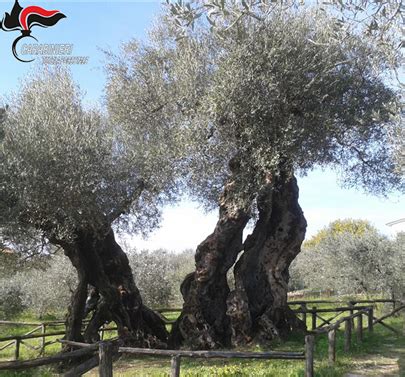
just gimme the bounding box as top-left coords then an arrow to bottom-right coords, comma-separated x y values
0,253 -> 76,318
128,249 -> 177,307
389,121 -> 404,175
0,66 -> 183,247
127,247 -> 194,307
166,0 -> 403,68
1,68 -> 120,239
291,225 -> 405,298
0,283 -> 25,319
0,247 -> 194,317
110,4 -> 404,210
0,250 -> 19,277
159,1 -> 403,207
389,232 -> 405,302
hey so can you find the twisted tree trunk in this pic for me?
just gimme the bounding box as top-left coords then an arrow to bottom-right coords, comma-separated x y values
229,172 -> 307,346
57,226 -> 168,348
64,246 -> 87,344
170,177 -> 250,349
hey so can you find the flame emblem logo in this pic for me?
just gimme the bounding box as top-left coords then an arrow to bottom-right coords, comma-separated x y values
0,0 -> 66,62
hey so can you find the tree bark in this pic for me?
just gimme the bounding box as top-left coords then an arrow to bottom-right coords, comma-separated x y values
57,226 -> 168,348
230,172 -> 307,345
170,177 -> 250,349
64,246 -> 87,344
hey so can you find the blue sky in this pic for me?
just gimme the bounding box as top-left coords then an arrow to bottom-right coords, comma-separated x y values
0,1 -> 162,104
0,0 -> 403,251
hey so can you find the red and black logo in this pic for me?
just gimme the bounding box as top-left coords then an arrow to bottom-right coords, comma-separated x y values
0,0 -> 66,62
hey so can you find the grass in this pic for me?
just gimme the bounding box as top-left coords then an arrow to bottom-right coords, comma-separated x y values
0,299 -> 404,376
85,316 -> 405,377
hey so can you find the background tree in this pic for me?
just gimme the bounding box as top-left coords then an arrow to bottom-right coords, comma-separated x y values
105,2 -> 404,348
304,219 -> 377,248
291,221 -> 405,303
127,248 -> 195,308
0,247 -> 195,320
390,118 -> 405,175
1,253 -> 77,319
0,67 -> 180,347
390,232 -> 405,302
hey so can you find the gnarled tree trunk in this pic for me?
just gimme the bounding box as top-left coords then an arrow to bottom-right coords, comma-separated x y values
57,226 -> 168,348
170,176 -> 250,349
64,245 -> 88,344
229,172 -> 307,346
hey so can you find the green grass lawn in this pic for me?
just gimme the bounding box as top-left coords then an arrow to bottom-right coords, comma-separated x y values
0,300 -> 404,377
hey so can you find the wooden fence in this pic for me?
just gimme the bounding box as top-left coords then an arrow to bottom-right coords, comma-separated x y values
0,321 -> 117,360
0,338 -> 313,377
298,302 -> 405,366
59,339 -> 313,377
0,299 -> 403,375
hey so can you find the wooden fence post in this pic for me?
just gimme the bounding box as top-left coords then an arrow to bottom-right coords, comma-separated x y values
305,335 -> 314,377
171,355 -> 181,377
312,307 -> 317,330
14,337 -> 20,360
348,302 -> 354,328
99,324 -> 105,341
301,304 -> 307,327
344,318 -> 351,352
391,292 -> 396,312
99,342 -> 113,377
368,308 -> 374,332
403,308 -> 405,336
356,313 -> 363,342
41,324 -> 46,352
328,329 -> 336,365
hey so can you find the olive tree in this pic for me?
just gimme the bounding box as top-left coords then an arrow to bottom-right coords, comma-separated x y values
292,224 -> 390,295
11,254 -> 77,318
106,0 -> 404,348
388,232 -> 405,303
0,67 -> 181,346
390,123 -> 405,175
304,219 -> 378,248
292,226 -> 405,302
0,279 -> 25,319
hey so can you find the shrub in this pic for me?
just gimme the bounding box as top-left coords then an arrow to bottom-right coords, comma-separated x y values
127,247 -> 195,308
0,279 -> 25,319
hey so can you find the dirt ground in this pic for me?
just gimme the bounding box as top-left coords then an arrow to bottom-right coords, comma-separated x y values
345,342 -> 405,377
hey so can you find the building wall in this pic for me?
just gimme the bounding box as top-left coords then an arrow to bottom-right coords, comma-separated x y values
386,219 -> 405,235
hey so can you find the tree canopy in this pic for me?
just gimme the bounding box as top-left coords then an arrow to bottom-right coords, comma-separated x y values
0,0 -> 403,350
292,225 -> 405,299
0,68 -> 180,244
109,5 -> 403,212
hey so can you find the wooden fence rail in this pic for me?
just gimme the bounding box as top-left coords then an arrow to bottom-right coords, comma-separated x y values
316,310 -> 368,365
0,299 -> 403,375
0,327 -> 118,361
0,338 -> 313,377
113,340 -> 312,377
0,345 -> 98,371
294,305 -> 373,330
310,306 -> 404,366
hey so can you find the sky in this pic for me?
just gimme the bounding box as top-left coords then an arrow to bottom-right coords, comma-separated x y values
0,0 -> 403,252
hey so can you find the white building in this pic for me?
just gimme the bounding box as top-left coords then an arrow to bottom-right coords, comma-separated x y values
386,218 -> 405,235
